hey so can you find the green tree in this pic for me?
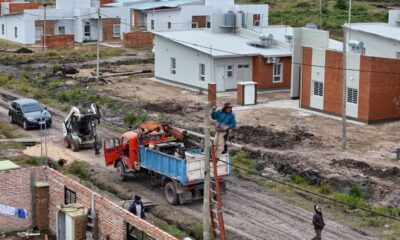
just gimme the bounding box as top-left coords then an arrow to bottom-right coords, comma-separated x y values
335,0 -> 348,10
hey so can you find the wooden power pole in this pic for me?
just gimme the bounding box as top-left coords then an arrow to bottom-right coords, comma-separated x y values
203,102 -> 211,240
342,27 -> 347,150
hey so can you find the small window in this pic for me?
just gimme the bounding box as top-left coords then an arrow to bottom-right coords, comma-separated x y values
113,24 -> 121,37
58,26 -> 65,35
1,24 -> 4,35
199,63 -> 205,81
238,65 -> 243,69
396,52 -> 400,60
253,14 -> 261,27
227,65 -> 234,78
14,27 -> 18,38
167,22 -> 171,29
84,22 -> 90,37
206,22 -> 211,28
64,187 -> 76,204
151,20 -> 154,30
313,81 -> 323,97
242,64 -> 249,68
35,27 -> 43,40
273,63 -> 283,83
191,22 -> 198,28
170,58 -> 176,74
347,88 -> 358,104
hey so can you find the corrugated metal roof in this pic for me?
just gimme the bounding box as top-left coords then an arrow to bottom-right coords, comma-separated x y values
106,0 -> 200,9
344,23 -> 400,43
0,160 -> 20,171
153,30 -> 292,58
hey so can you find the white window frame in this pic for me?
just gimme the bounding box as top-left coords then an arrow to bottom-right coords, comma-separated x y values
14,27 -> 18,38
226,65 -> 234,78
347,87 -> 358,104
170,58 -> 176,74
58,26 -> 65,35
191,22 -> 198,29
273,63 -> 283,83
112,24 -> 121,38
312,80 -> 323,97
1,24 -> 4,35
35,27 -> 43,40
84,22 -> 90,37
199,63 -> 205,81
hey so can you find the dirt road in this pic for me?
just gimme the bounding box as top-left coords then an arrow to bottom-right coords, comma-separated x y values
0,88 -> 377,240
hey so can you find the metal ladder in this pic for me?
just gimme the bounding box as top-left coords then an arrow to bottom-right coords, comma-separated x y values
209,144 -> 226,240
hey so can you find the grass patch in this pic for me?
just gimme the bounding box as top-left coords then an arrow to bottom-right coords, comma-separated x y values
0,120 -> 21,139
0,141 -> 26,151
232,151 -> 257,176
67,161 -> 90,180
152,218 -> 188,239
123,112 -> 148,127
12,155 -> 44,166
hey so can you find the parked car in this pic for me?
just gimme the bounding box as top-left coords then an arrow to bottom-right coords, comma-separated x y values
8,98 -> 52,130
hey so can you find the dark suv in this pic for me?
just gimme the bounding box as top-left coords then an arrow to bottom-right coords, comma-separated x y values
8,98 -> 52,130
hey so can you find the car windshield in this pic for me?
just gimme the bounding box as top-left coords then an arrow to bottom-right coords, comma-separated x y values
21,103 -> 44,113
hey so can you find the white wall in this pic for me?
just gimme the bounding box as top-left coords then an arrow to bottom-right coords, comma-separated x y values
56,0 -> 92,9
389,10 -> 400,27
0,14 -> 31,44
345,52 -> 360,118
310,47 -> 325,110
205,0 -> 234,6
345,29 -> 400,59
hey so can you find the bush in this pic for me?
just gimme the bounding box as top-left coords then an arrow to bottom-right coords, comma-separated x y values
334,0 -> 347,10
123,112 -> 147,127
51,64 -> 62,73
55,88 -> 84,104
349,184 -> 364,199
69,161 -> 90,180
290,174 -> 307,185
319,183 -> 332,195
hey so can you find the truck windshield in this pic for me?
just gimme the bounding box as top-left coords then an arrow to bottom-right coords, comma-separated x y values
21,103 -> 43,113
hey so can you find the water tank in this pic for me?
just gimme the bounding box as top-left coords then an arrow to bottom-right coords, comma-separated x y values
259,34 -> 273,47
348,40 -> 364,54
238,11 -> 246,27
225,11 -> 236,27
305,23 -> 317,29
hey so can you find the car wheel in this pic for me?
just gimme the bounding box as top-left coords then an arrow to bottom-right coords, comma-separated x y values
164,181 -> 179,205
23,121 -> 29,130
116,161 -> 127,182
63,136 -> 71,148
71,138 -> 80,152
9,115 -> 14,124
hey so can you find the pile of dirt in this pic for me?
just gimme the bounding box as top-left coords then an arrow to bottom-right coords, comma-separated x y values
331,159 -> 400,179
15,47 -> 33,54
143,101 -> 203,114
231,125 -> 317,149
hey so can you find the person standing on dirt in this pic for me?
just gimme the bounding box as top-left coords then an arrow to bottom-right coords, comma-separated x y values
129,195 -> 146,219
311,204 -> 325,240
211,102 -> 236,158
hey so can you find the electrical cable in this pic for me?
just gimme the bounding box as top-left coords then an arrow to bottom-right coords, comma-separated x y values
215,158 -> 400,222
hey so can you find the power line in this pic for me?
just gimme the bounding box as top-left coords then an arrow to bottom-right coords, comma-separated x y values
216,158 -> 400,222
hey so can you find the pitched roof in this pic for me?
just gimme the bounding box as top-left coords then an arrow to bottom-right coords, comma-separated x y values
344,23 -> 400,43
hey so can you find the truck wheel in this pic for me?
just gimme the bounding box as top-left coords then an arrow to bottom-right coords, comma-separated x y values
164,182 -> 179,205
71,139 -> 80,152
116,161 -> 127,182
64,136 -> 71,148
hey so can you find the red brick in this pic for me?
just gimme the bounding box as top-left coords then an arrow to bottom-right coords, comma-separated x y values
8,2 -> 39,14
123,32 -> 153,47
252,56 -> 291,89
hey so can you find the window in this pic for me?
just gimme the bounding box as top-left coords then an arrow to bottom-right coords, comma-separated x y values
396,52 -> 400,60
113,24 -> 121,37
273,63 -> 283,83
58,26 -> 65,35
64,187 -> 76,204
253,14 -> 261,27
206,21 -> 211,28
347,88 -> 358,104
14,27 -> 17,38
199,63 -> 205,81
151,20 -> 154,30
227,65 -> 234,78
191,22 -> 198,28
238,64 -> 249,69
170,58 -> 176,74
313,81 -> 323,97
84,22 -> 90,37
35,27 -> 43,40
1,24 -> 4,35
167,22 -> 171,29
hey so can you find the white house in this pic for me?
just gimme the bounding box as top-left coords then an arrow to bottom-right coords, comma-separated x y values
153,12 -> 292,92
106,0 -> 268,32
0,0 -> 131,44
344,9 -> 400,59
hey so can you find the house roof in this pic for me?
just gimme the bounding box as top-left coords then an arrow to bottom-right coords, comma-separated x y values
153,30 -> 292,58
106,0 -> 200,9
344,23 -> 400,43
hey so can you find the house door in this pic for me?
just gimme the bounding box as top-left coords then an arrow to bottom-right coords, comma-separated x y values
35,27 -> 43,41
215,65 -> 225,92
57,211 -> 66,240
237,64 -> 251,83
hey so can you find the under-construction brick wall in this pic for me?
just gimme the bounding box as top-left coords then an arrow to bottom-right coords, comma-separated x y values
0,167 -> 46,233
35,20 -> 55,41
123,31 -> 153,47
41,35 -> 74,49
102,18 -> 121,41
8,2 -> 39,14
35,183 -> 49,230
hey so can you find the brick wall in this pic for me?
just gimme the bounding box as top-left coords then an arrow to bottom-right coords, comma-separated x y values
36,183 -> 49,230
0,0 -> 12,15
41,35 -> 74,49
46,169 -> 177,240
358,56 -> 372,121
208,83 -> 217,107
323,50 -> 343,115
301,47 -> 312,108
237,84 -> 244,105
0,167 -> 45,232
35,20 -> 55,39
192,16 -> 207,28
9,2 -> 39,14
252,56 -> 291,89
100,0 -> 114,7
123,31 -> 153,47
102,18 -> 121,41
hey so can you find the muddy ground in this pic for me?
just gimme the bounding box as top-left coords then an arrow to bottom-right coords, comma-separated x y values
0,44 -> 399,239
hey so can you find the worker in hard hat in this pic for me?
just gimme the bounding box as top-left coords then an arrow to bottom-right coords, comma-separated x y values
211,102 -> 236,158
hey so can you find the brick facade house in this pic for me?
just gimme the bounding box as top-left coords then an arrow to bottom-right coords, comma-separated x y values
301,46 -> 400,123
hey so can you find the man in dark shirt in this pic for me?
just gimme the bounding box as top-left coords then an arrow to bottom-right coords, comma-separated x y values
312,204 -> 325,240
128,195 -> 146,219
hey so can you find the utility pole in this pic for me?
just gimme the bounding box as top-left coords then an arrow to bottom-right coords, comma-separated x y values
348,0 -> 352,40
43,3 -> 47,50
319,0 -> 323,29
342,26 -> 347,150
203,102 -> 211,240
96,7 -> 101,81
